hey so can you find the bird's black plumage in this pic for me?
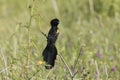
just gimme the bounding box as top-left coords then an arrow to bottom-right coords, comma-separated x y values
42,18 -> 59,69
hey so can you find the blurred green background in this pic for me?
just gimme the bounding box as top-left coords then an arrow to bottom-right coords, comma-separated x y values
0,0 -> 120,79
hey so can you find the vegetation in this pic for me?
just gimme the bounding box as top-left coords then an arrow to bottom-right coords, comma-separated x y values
0,0 -> 120,79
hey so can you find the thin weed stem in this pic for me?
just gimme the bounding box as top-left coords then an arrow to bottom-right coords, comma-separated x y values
59,47 -> 83,80
0,48 -> 9,80
26,12 -> 32,80
46,68 -> 54,79
26,1 -> 34,78
73,47 -> 83,70
58,53 -> 73,79
28,68 -> 41,80
39,28 -> 48,39
95,60 -> 100,80
88,0 -> 94,15
0,67 -> 10,74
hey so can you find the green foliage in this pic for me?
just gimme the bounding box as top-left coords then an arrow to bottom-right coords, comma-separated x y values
0,0 -> 120,79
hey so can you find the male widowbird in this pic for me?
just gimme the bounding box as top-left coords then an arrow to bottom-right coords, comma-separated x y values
42,18 -> 59,69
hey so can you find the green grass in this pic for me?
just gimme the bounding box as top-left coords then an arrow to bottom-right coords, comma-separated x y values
0,0 -> 120,80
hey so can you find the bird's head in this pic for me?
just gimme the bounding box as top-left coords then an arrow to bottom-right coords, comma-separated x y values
50,18 -> 59,26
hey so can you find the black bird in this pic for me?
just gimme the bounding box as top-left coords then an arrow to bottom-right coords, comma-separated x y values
42,18 -> 59,69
